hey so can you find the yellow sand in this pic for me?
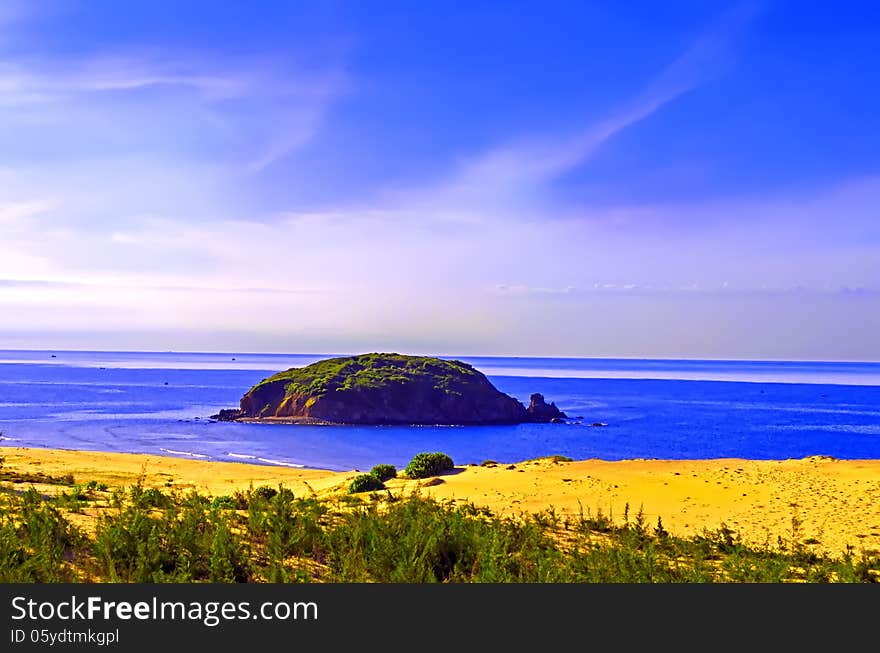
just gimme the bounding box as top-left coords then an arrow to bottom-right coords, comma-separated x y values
3,447 -> 880,556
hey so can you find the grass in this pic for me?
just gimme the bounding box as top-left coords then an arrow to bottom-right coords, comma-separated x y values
0,474 -> 878,583
250,353 -> 481,398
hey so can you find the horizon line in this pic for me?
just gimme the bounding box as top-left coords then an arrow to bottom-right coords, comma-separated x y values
1,347 -> 878,366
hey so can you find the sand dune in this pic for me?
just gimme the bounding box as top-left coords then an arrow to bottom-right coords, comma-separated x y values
399,456 -> 880,557
2,447 -> 879,556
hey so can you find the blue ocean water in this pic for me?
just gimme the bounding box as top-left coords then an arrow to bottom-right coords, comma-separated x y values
1,350 -> 879,471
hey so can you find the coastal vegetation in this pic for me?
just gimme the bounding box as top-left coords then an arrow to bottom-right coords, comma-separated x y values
403,452 -> 455,479
369,464 -> 397,482
251,353 -> 480,396
348,473 -> 385,494
348,455 -> 450,494
1,462 -> 878,583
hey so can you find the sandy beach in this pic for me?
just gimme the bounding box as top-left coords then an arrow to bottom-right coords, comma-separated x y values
2,447 -> 879,557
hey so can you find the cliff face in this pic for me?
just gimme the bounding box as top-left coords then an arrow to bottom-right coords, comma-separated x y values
230,353 -> 565,425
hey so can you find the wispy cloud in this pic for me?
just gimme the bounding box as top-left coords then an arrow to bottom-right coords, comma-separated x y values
0,47 -> 348,172
0,200 -> 54,223
0,44 -> 350,281
0,277 -> 323,295
494,284 -> 576,296
533,1 -> 762,176
1,1 -> 875,359
241,68 -> 348,173
0,278 -> 72,289
492,278 -> 880,299
0,57 -> 240,105
372,3 -> 762,222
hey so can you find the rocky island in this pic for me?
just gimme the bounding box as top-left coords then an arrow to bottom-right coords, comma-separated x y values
212,353 -> 567,425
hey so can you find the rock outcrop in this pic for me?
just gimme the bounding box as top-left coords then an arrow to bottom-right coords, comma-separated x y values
210,408 -> 244,421
217,353 -> 569,426
526,393 -> 568,422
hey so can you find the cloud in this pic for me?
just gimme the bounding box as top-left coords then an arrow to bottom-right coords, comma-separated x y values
0,47 -> 348,177
370,3 -> 762,225
0,200 -> 54,223
493,277 -> 880,300
540,2 -> 761,174
0,277 -> 322,294
1,1 -> 875,359
639,2 -> 762,109
0,58 -> 240,105
0,278 -> 75,289
0,47 -> 350,279
494,284 -> 576,296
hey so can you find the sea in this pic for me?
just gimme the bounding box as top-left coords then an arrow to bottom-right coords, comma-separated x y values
1,350 -> 879,472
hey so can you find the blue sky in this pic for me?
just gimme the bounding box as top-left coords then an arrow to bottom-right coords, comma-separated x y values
0,1 -> 878,359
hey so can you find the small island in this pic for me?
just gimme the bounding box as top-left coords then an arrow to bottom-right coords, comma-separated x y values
213,353 -> 567,425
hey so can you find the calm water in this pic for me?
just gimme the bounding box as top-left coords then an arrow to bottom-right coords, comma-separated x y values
1,350 -> 879,471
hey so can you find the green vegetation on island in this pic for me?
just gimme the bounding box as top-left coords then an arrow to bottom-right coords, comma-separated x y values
220,353 -> 567,425
253,353 -> 479,396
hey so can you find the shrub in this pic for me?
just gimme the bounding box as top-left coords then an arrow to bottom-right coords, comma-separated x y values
54,486 -> 91,512
129,486 -> 171,510
231,490 -> 250,510
370,464 -> 397,482
253,485 -> 278,501
348,473 -> 385,494
208,516 -> 249,582
210,495 -> 238,509
404,452 -> 454,479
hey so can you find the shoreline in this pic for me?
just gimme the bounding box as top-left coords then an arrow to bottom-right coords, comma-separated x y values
6,440 -> 880,472
235,416 -> 336,425
2,446 -> 880,556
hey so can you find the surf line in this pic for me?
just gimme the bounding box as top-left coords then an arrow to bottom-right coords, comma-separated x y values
159,448 -> 209,459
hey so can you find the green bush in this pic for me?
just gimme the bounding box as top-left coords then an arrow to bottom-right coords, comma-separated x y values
129,486 -> 171,509
404,452 -> 454,479
230,490 -> 250,510
348,473 -> 385,494
370,464 -> 397,482
211,495 -> 238,509
253,485 -> 278,501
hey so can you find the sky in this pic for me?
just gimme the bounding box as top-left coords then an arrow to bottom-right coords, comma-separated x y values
0,1 -> 878,359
